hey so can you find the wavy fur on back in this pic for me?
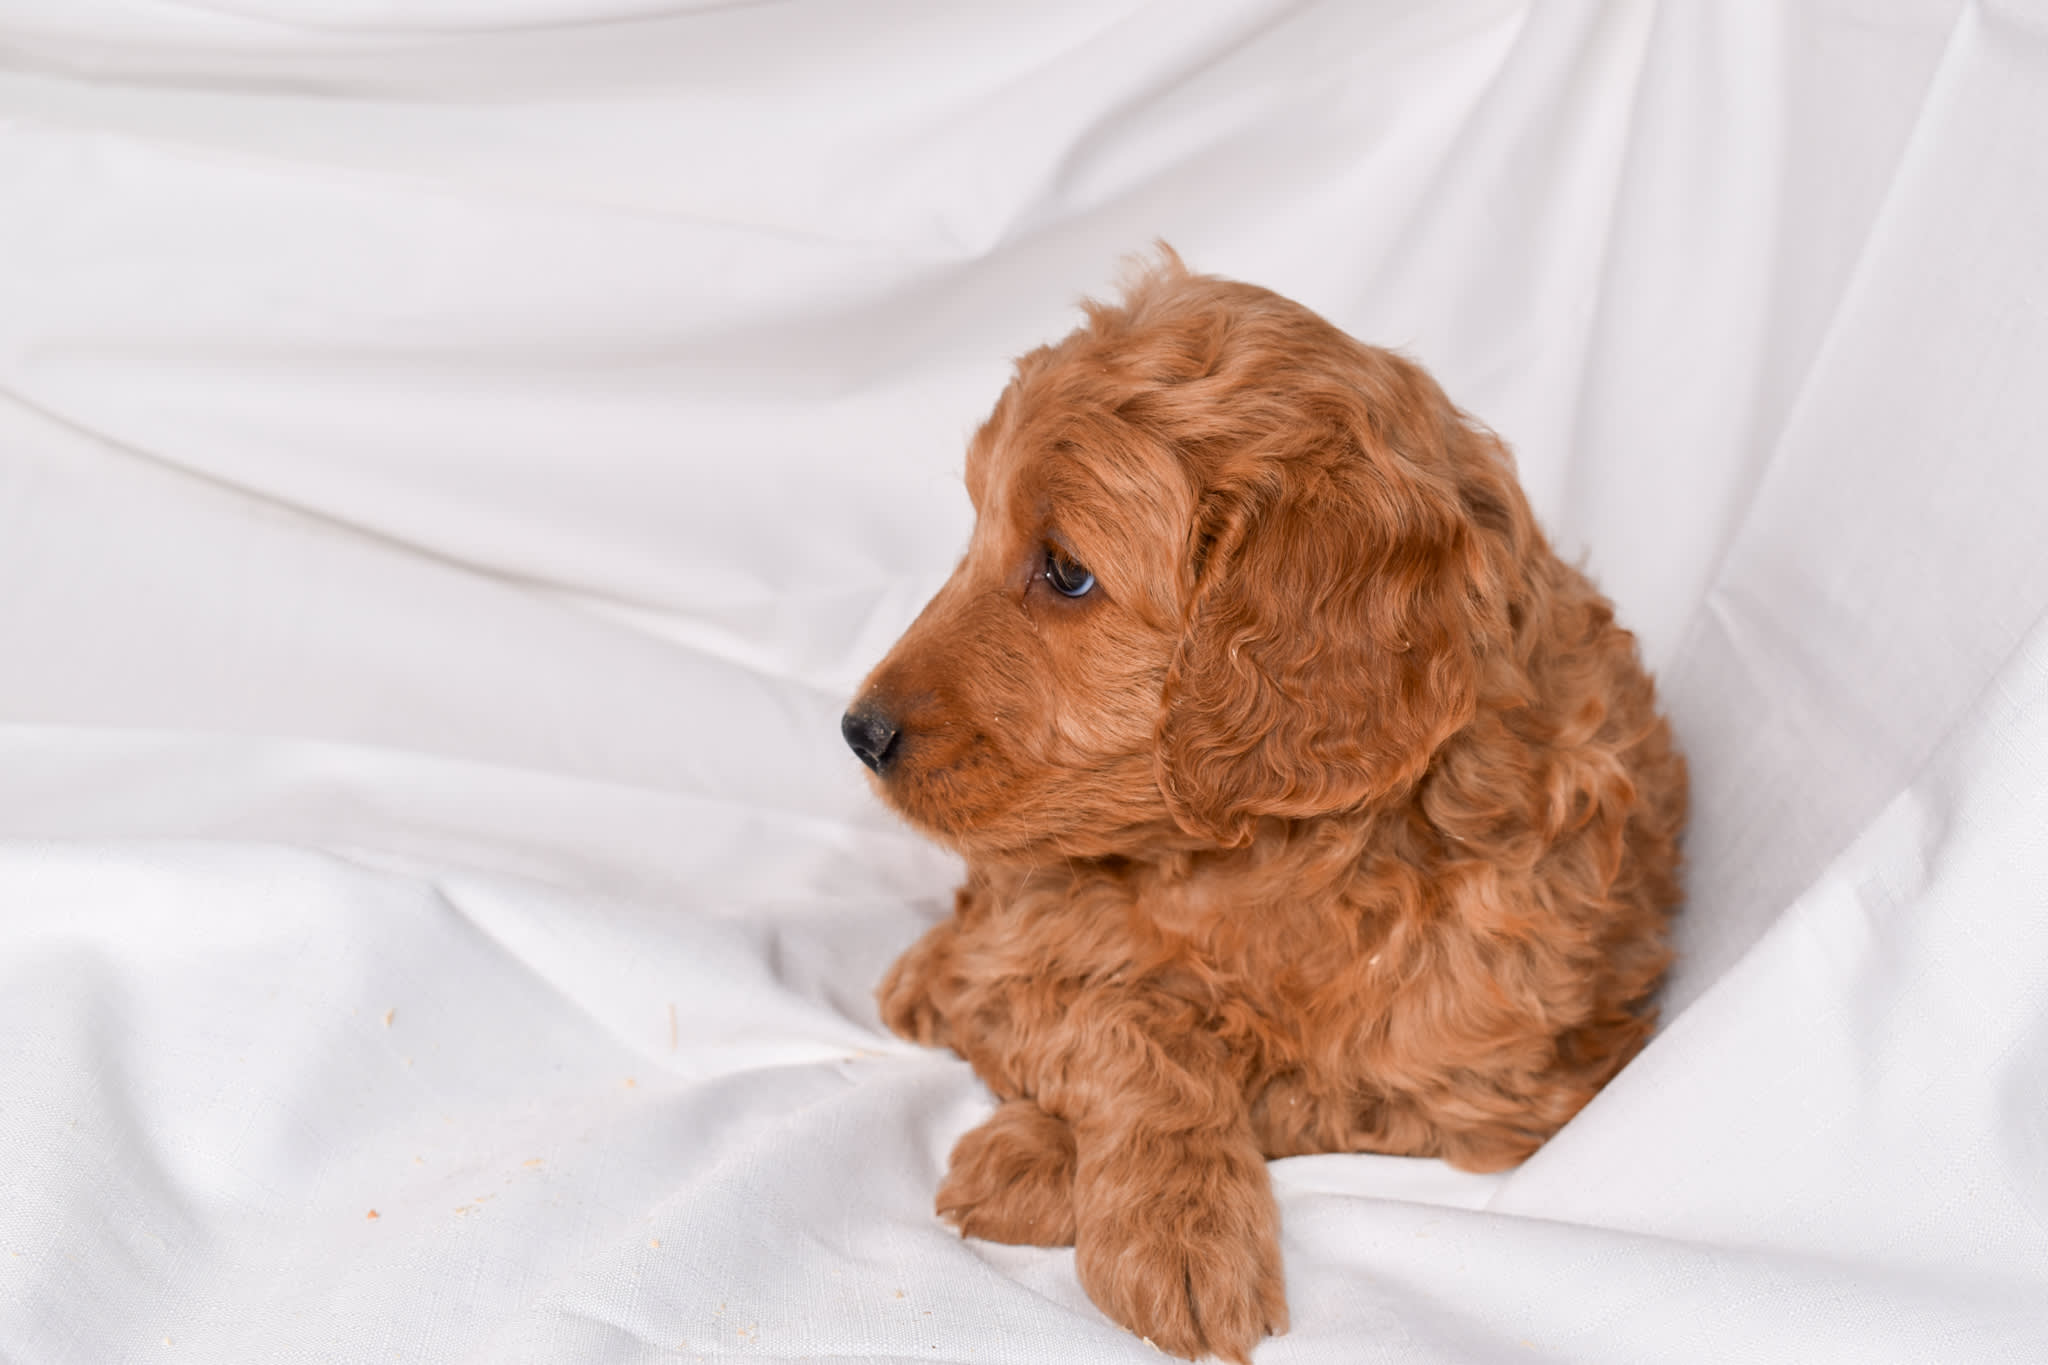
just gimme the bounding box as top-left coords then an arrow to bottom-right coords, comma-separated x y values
847,254 -> 1687,1362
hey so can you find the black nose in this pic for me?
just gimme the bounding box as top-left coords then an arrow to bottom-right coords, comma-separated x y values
841,706 -> 902,775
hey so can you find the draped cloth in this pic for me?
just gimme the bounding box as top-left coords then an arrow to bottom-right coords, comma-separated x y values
3,3 -> 2045,1359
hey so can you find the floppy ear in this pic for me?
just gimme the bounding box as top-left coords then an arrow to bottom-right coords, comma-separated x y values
1155,438 -> 1493,847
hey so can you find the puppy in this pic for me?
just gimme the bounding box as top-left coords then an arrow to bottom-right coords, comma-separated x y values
843,254 -> 1686,1362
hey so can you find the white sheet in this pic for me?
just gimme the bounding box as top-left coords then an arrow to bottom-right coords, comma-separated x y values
4,2 -> 2047,1360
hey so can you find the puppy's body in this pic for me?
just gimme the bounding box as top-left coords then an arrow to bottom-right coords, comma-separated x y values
847,258 -> 1686,1362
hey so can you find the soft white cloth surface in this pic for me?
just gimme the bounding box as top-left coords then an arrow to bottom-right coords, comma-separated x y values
4,2 -> 2047,1361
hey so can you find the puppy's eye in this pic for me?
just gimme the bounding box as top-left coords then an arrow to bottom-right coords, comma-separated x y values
1043,545 -> 1096,598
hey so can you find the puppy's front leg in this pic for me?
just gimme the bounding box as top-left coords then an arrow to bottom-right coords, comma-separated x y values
938,1098 -> 1078,1245
1041,998 -> 1287,1364
875,914 -> 959,1049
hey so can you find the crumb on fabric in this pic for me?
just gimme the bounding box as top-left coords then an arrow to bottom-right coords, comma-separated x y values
366,1210 -> 379,1221
382,1009 -> 394,1027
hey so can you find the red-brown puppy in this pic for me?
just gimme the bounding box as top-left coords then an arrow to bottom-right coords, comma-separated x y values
843,254 -> 1687,1362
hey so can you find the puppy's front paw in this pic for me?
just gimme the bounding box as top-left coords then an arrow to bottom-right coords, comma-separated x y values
1074,1132 -> 1287,1364
876,920 -> 956,1048
937,1100 -> 1077,1246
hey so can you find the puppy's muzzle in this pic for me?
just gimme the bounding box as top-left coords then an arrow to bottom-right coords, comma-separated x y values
841,705 -> 902,775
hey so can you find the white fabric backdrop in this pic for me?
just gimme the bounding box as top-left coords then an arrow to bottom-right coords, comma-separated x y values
4,1 -> 2046,1360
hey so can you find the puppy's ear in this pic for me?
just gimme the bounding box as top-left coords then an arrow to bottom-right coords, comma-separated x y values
1156,409 -> 1506,846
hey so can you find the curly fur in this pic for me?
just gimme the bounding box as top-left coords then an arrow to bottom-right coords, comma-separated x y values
847,254 -> 1687,1362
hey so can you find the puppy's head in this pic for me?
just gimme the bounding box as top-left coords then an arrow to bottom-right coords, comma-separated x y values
845,254 -> 1524,860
